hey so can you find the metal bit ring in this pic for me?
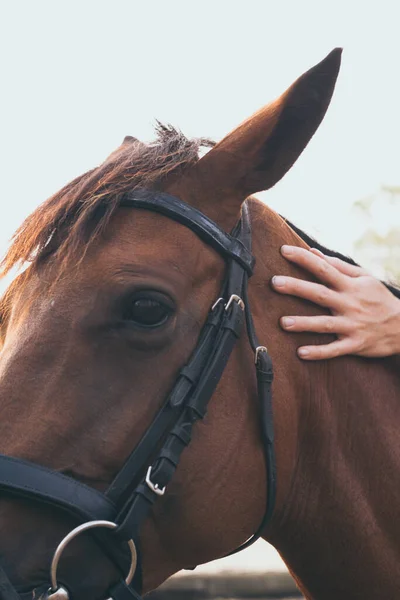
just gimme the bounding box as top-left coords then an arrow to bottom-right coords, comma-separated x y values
49,520 -> 137,597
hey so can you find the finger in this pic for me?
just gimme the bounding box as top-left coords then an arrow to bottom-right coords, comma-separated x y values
297,338 -> 355,360
280,315 -> 350,334
309,249 -> 368,277
271,276 -> 341,309
280,245 -> 348,290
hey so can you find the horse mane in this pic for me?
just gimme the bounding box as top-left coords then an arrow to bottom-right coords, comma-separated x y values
283,218 -> 400,299
0,123 -> 398,312
0,124 -> 214,281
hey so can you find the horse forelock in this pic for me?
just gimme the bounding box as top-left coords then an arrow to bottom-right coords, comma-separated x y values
0,124 -> 214,291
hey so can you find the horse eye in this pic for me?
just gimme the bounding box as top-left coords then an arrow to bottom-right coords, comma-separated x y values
123,297 -> 171,328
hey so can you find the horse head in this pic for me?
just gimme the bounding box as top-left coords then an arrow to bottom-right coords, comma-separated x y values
0,50 -> 341,599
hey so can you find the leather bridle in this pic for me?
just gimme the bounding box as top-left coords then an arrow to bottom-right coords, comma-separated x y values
0,190 -> 276,600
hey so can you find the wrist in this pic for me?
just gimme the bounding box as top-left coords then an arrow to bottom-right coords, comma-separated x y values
387,301 -> 400,355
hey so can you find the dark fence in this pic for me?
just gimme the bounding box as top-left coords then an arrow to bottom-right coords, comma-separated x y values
147,572 -> 304,599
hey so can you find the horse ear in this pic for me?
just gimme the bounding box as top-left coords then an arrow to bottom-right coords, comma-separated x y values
190,48 -> 342,214
122,136 -> 140,146
104,136 -> 145,163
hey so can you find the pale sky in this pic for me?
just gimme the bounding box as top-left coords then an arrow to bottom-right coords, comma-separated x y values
1,1 -> 399,265
1,0 -> 399,572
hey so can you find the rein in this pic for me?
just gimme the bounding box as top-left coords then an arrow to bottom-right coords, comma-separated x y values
0,190 -> 276,600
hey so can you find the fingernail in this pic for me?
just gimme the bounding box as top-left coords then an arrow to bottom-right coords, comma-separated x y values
281,245 -> 293,255
298,348 -> 309,357
281,317 -> 295,328
272,276 -> 286,287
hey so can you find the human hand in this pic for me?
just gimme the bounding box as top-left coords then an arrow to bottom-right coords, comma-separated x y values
271,245 -> 400,360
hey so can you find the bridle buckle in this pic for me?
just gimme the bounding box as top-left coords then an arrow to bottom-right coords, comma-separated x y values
145,466 -> 166,496
225,294 -> 245,312
211,297 -> 225,311
255,346 -> 268,364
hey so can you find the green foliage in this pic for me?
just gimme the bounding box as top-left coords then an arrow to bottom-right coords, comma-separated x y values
353,186 -> 400,283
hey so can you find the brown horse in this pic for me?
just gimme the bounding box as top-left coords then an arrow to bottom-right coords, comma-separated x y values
0,48 -> 399,600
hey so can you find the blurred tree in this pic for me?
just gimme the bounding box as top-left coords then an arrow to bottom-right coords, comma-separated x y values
353,185 -> 400,283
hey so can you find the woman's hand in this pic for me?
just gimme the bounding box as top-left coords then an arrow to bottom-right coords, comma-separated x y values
271,245 -> 400,360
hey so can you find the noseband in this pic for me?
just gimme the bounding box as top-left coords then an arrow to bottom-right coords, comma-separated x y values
0,190 -> 276,600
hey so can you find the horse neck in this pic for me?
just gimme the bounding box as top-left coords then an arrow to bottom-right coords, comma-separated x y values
247,199 -> 400,599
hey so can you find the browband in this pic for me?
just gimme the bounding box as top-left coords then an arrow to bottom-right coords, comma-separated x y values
120,190 -> 255,275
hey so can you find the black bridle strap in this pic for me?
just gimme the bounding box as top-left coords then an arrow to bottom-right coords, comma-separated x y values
115,295 -> 246,541
222,202 -> 276,553
114,208 -> 276,557
110,212 -> 250,542
106,302 -> 226,506
120,190 -> 255,275
0,454 -> 117,522
107,191 -> 253,512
